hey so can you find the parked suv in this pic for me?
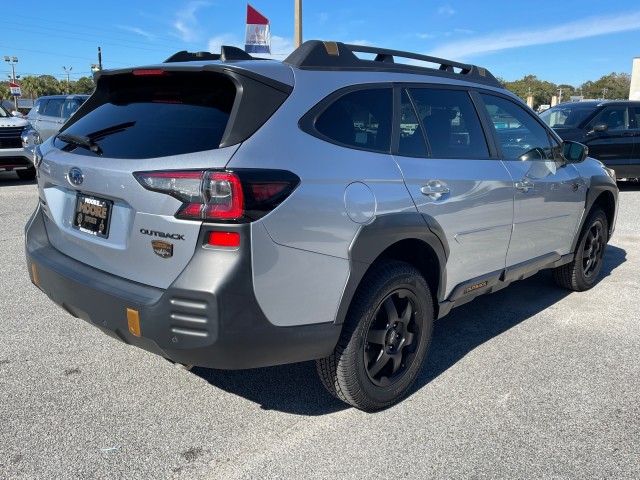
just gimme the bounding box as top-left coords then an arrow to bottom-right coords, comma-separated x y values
540,100 -> 640,179
0,103 -> 41,180
25,94 -> 89,141
25,41 -> 618,410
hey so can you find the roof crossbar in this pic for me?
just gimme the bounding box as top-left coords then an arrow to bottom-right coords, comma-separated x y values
283,40 -> 503,89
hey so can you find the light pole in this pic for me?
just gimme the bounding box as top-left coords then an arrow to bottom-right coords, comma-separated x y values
62,66 -> 73,93
3,55 -> 19,110
294,0 -> 302,48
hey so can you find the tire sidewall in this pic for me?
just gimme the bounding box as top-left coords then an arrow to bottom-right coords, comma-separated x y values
575,209 -> 608,289
343,266 -> 434,408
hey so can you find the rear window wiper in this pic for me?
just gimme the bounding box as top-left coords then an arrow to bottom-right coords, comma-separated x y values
57,133 -> 103,155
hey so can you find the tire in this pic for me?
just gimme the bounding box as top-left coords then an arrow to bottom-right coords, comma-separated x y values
316,260 -> 434,411
553,206 -> 608,291
16,167 -> 36,181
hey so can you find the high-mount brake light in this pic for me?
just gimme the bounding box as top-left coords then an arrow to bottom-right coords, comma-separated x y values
132,69 -> 169,76
133,169 -> 300,223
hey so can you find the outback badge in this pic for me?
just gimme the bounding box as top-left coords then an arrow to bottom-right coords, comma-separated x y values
151,240 -> 173,259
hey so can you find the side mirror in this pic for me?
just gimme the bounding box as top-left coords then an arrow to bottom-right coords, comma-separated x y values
562,141 -> 588,163
588,122 -> 608,135
11,111 -> 22,118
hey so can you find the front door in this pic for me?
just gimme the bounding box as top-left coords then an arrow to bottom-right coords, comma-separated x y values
477,93 -> 585,268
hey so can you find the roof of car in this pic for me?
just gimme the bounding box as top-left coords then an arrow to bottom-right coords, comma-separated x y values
159,40 -> 503,89
551,100 -> 640,108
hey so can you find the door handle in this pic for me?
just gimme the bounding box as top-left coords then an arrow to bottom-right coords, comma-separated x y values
57,119 -> 65,124
420,183 -> 450,199
515,180 -> 534,192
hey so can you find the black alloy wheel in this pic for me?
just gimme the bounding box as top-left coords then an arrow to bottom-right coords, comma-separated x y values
364,288 -> 421,387
553,206 -> 608,291
316,260 -> 434,411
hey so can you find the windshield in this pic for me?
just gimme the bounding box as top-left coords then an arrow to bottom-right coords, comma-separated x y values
0,105 -> 10,117
539,105 -> 594,128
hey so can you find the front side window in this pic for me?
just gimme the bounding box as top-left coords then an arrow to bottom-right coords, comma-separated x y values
481,94 -> 553,160
43,99 -> 64,117
406,88 -> 489,159
588,106 -> 629,131
315,88 -> 392,153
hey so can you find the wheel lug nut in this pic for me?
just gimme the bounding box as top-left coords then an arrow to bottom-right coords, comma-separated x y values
396,333 -> 400,339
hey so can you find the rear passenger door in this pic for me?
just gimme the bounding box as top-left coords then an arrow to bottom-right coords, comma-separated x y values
392,87 -> 514,300
36,97 -> 65,140
476,92 -> 585,268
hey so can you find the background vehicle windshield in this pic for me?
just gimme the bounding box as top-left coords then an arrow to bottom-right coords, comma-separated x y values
540,105 -> 593,128
0,105 -> 10,117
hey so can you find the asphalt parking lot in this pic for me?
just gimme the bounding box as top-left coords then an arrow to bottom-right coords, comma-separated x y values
1,172 -> 638,479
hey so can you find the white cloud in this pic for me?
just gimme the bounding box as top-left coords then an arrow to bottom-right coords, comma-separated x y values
348,39 -> 373,46
437,4 -> 456,16
319,12 -> 329,23
417,33 -> 435,40
116,25 -> 155,40
208,34 -> 243,52
172,1 -> 210,42
428,10 -> 640,59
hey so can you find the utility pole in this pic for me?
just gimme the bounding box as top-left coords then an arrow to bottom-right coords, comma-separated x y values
601,87 -> 607,100
294,0 -> 302,48
4,55 -> 19,111
557,88 -> 563,104
62,66 -> 73,93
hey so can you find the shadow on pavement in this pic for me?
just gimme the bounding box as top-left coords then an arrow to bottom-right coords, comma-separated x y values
193,245 -> 626,415
617,180 -> 640,192
0,171 -> 36,186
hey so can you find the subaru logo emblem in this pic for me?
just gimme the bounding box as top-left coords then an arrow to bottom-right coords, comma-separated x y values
68,167 -> 84,186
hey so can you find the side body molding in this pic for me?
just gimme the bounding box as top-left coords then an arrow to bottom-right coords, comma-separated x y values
334,213 -> 448,325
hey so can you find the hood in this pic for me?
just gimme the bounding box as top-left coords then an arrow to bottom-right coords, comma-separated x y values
0,116 -> 30,128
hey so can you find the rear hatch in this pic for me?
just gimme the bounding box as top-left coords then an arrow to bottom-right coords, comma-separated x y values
36,64 -> 292,289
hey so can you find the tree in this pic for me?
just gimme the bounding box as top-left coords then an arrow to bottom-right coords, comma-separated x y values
503,75 -> 557,109
73,76 -> 95,94
584,72 -> 631,100
557,84 -> 576,103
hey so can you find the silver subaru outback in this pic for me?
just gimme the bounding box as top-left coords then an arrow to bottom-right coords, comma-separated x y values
25,41 -> 618,411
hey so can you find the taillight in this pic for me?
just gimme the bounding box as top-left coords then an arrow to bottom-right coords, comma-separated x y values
133,169 -> 299,222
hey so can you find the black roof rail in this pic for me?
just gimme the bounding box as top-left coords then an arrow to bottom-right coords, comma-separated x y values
164,46 -> 265,63
283,40 -> 503,89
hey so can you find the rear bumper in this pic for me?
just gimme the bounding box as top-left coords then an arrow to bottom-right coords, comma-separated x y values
25,205 -> 341,369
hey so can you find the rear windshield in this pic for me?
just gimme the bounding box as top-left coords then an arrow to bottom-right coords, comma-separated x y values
56,72 -> 236,159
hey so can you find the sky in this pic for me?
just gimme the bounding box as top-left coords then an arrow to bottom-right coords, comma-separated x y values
2,1 -> 639,88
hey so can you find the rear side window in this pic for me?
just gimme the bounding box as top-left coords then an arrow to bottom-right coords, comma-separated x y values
315,88 -> 392,153
57,72 -> 236,159
400,88 -> 489,159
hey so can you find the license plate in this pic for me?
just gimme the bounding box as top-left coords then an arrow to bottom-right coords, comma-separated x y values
73,194 -> 113,238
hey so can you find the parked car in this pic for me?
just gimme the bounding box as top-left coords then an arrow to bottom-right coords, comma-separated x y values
540,100 -> 640,179
25,94 -> 89,141
0,103 -> 41,180
25,41 -> 618,411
